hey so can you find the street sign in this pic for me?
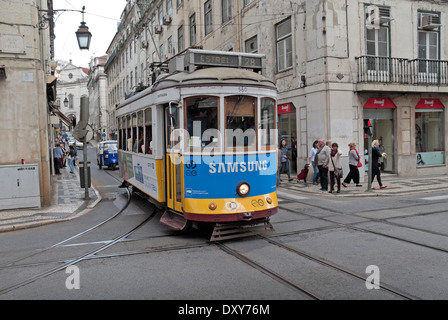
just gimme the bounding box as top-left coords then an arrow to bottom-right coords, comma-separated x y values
73,124 -> 93,142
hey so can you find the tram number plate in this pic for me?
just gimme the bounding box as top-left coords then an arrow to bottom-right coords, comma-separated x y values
238,86 -> 248,93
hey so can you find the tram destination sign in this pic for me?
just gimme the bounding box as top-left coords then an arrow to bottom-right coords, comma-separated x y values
186,49 -> 264,72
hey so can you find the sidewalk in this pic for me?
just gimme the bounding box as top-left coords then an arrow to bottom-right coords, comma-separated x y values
0,163 -> 100,233
278,172 -> 448,197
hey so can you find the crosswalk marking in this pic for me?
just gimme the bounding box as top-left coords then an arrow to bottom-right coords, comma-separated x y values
276,190 -> 308,201
421,195 -> 448,201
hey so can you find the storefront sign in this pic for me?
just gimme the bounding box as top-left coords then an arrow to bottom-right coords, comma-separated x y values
363,98 -> 396,109
415,99 -> 444,109
416,151 -> 444,166
277,103 -> 296,114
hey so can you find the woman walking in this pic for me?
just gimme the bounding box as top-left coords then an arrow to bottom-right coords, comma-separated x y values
372,139 -> 387,189
342,142 -> 362,188
308,140 -> 319,185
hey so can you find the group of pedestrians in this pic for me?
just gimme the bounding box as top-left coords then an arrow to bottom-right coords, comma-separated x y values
306,139 -> 387,193
53,139 -> 78,175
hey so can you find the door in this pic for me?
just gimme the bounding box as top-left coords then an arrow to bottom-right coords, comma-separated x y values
165,104 -> 183,212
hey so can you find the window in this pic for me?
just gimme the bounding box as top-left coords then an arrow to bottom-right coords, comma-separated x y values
416,108 -> 444,166
168,36 -> 173,55
145,108 -> 153,154
222,0 -> 232,23
260,98 -> 276,150
178,25 -> 184,53
166,0 -> 172,16
417,12 -> 440,82
204,0 -> 213,36
243,0 -> 254,7
185,96 -> 219,149
245,36 -> 258,53
225,95 -> 256,150
365,6 -> 390,75
275,18 -> 292,72
158,6 -> 163,26
190,13 -> 196,46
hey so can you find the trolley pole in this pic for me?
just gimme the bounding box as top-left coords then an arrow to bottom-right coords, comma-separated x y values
79,96 -> 90,200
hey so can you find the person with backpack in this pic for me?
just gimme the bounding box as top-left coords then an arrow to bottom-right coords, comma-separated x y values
68,145 -> 76,174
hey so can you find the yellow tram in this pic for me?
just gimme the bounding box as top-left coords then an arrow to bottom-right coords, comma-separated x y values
116,49 -> 278,240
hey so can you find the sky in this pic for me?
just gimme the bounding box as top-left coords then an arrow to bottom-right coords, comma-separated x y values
53,0 -> 127,68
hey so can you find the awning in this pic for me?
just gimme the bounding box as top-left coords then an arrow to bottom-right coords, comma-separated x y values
415,98 -> 444,109
46,75 -> 57,102
51,108 -> 72,129
277,102 -> 296,114
363,98 -> 396,109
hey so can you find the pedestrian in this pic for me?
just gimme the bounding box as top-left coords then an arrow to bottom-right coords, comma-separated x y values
53,143 -> 63,175
73,145 -> 78,166
68,145 -> 76,174
279,139 -> 293,181
308,140 -> 319,185
342,142 -> 362,187
60,142 -> 67,168
316,139 -> 331,191
328,142 -> 343,193
277,146 -> 284,186
372,139 -> 387,189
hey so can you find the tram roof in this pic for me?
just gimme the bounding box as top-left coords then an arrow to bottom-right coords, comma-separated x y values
153,67 -> 276,91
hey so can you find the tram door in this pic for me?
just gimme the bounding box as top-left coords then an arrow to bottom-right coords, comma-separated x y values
165,104 -> 183,212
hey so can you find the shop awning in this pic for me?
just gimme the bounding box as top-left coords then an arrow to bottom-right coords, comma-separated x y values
415,98 -> 444,109
363,98 -> 396,109
51,108 -> 72,129
277,102 -> 296,114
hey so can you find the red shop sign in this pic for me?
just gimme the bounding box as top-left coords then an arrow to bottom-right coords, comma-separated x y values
363,98 -> 396,109
278,103 -> 296,114
415,99 -> 444,109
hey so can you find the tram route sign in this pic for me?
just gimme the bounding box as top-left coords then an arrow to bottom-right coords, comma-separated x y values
185,49 -> 265,73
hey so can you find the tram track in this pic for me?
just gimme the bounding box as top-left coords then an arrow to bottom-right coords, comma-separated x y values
277,199 -> 448,256
0,179 -> 163,296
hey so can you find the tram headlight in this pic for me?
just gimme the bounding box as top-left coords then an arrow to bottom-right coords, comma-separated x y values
236,182 -> 250,197
209,203 -> 217,210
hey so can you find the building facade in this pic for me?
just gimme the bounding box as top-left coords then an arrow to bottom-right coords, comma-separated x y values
87,55 -> 108,140
105,0 -> 448,178
0,0 -> 56,208
55,60 -> 89,131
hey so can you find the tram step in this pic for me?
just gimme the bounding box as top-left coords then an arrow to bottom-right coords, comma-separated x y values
160,210 -> 188,231
210,218 -> 274,242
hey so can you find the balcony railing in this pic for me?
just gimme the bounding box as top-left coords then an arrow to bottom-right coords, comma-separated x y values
356,56 -> 448,86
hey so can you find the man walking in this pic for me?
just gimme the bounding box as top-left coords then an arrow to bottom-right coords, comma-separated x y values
53,143 -> 63,175
316,139 -> 331,191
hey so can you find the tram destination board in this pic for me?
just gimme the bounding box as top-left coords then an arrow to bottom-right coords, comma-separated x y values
188,50 -> 264,70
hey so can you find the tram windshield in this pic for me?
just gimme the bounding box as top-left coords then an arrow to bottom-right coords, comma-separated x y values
185,96 -> 219,149
225,95 -> 256,150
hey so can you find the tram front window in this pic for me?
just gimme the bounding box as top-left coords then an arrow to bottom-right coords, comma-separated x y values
225,95 -> 256,150
185,96 -> 219,149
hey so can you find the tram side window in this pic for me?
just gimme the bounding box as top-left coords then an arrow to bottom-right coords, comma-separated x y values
225,95 -> 256,150
260,98 -> 276,150
132,113 -> 137,152
126,115 -> 132,151
145,108 -> 153,154
136,111 -> 144,153
185,96 -> 219,149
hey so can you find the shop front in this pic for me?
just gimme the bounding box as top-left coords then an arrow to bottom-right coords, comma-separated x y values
363,97 -> 395,173
277,102 -> 297,174
415,98 -> 445,167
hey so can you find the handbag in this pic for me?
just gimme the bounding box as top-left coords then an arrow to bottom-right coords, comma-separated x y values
331,157 -> 343,178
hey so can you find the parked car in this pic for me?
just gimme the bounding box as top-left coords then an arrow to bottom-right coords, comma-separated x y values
75,140 -> 83,148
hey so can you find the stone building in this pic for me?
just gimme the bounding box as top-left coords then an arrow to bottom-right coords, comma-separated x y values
0,0 -> 56,208
87,55 -> 108,140
105,0 -> 448,178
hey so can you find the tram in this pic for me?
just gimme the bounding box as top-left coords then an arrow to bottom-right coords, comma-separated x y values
116,49 -> 278,240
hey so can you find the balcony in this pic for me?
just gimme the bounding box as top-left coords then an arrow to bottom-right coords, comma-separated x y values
356,56 -> 448,87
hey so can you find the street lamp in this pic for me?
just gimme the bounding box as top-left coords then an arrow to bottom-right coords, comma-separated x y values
63,97 -> 69,108
75,7 -> 92,50
38,5 -> 92,50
